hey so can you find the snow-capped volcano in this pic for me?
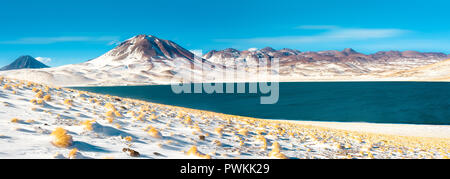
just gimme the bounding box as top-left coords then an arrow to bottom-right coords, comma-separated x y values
89,35 -> 197,66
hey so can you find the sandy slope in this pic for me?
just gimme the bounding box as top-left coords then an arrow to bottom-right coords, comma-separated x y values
384,59 -> 450,81
0,76 -> 449,159
282,121 -> 450,139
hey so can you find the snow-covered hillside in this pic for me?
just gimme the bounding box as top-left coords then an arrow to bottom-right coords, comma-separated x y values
0,77 -> 449,159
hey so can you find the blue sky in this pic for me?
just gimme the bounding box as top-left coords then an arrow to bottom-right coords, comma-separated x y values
0,0 -> 449,67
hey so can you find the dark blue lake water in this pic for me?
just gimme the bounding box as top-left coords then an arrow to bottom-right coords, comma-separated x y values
72,82 -> 450,125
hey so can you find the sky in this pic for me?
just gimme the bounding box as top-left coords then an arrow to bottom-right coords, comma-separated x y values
0,0 -> 449,67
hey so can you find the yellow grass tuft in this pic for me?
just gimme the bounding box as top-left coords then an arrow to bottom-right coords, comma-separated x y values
114,123 -> 121,129
186,146 -> 211,159
81,120 -> 95,131
106,117 -> 114,123
212,140 -> 222,147
35,91 -> 44,98
147,114 -> 157,121
3,84 -> 11,90
50,127 -> 73,148
68,148 -> 78,159
238,128 -> 249,136
64,99 -> 73,106
104,103 -> 116,111
127,111 -> 136,117
268,141 -> 288,159
43,94 -> 52,101
25,119 -> 35,124
134,112 -> 145,121
124,136 -> 133,142
114,111 -> 122,117
215,126 -> 224,136
184,116 -> 193,125
11,118 -> 20,123
105,111 -> 115,118
148,127 -> 162,138
37,99 -> 44,105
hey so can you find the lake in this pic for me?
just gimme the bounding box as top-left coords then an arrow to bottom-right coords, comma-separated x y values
72,82 -> 450,125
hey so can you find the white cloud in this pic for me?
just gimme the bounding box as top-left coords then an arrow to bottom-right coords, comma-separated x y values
35,57 -> 52,64
189,49 -> 203,57
215,27 -> 409,45
0,36 -> 120,45
248,48 -> 258,52
107,40 -> 121,46
296,25 -> 339,30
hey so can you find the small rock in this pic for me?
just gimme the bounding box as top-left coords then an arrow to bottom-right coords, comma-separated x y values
199,135 -> 206,141
122,148 -> 140,157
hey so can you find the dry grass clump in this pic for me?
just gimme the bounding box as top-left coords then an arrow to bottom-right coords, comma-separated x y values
268,141 -> 288,159
255,135 -> 268,150
36,99 -> 44,105
11,118 -> 20,123
185,146 -> 211,159
215,126 -> 224,136
64,99 -> 73,106
124,136 -> 133,142
25,119 -> 35,124
147,127 -> 162,138
183,116 -> 193,125
127,111 -> 136,117
212,140 -> 222,147
134,112 -> 145,121
43,94 -> 52,101
193,124 -> 203,133
238,128 -> 249,136
106,117 -> 114,123
114,123 -> 121,129
3,84 -> 11,90
68,148 -> 78,159
104,103 -> 116,111
147,114 -> 157,121
114,111 -> 122,117
50,127 -> 73,148
35,91 -> 44,98
31,87 -> 39,92
105,111 -> 115,118
81,120 -> 95,131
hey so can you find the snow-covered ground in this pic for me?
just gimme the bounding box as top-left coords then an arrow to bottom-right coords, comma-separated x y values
0,76 -> 449,159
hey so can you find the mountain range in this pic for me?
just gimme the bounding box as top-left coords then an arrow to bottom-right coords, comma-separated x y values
0,34 -> 448,86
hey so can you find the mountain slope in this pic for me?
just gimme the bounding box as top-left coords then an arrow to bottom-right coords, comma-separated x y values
385,59 -> 450,81
203,48 -> 448,81
0,55 -> 49,71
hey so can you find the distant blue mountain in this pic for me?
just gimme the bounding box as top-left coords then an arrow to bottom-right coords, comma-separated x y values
0,55 -> 49,71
